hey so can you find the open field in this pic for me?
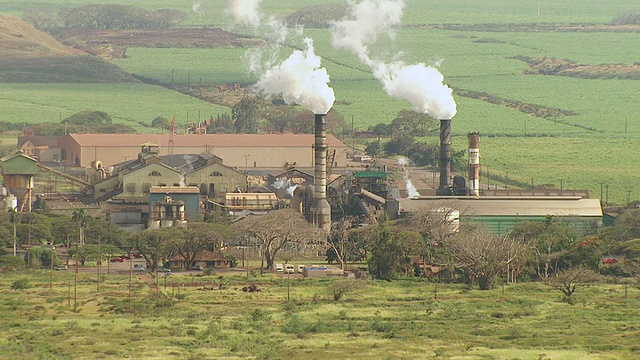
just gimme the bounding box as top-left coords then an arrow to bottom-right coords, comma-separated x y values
0,0 -> 639,203
1,269 -> 639,359
0,83 -> 230,131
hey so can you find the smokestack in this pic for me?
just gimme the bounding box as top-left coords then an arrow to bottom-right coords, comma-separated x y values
468,132 -> 480,196
436,119 -> 453,196
311,114 -> 331,234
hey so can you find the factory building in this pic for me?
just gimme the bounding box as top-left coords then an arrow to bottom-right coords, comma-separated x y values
399,196 -> 603,236
57,133 -> 348,168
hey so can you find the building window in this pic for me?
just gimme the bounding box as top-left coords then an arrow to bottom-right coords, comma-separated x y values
149,171 -> 162,176
210,171 -> 223,177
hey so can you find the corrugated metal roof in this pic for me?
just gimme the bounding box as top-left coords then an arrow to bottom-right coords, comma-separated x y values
67,133 -> 346,148
150,186 -> 200,194
398,197 -> 603,217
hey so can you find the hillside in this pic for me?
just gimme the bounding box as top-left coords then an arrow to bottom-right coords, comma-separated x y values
0,15 -> 83,57
0,15 -> 139,83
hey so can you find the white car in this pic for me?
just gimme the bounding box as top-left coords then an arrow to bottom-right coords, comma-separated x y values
285,264 -> 295,274
275,263 -> 284,272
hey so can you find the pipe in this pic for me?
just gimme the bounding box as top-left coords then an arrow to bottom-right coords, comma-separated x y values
436,119 -> 453,195
468,132 -> 480,196
311,114 -> 331,234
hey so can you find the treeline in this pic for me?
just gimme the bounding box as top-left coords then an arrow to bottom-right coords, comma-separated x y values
1,111 -> 137,137
24,4 -> 186,31
363,110 -> 465,169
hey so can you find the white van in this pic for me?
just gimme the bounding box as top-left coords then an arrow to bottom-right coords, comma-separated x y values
275,263 -> 284,272
297,264 -> 306,273
285,264 -> 295,274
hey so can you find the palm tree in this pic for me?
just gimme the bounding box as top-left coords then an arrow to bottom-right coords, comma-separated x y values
71,209 -> 87,246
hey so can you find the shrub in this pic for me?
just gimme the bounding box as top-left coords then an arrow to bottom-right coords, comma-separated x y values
11,278 -> 32,290
0,255 -> 26,271
328,278 -> 366,301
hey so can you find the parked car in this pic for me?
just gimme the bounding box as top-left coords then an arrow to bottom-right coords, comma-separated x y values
53,265 -> 68,271
285,264 -> 295,274
297,264 -> 306,274
156,267 -> 171,273
110,257 -> 125,262
191,265 -> 203,271
274,263 -> 284,272
133,264 -> 145,271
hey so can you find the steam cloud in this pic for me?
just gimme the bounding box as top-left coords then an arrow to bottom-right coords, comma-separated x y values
331,0 -> 457,120
254,38 -> 335,115
227,0 -> 262,27
227,0 -> 335,114
192,2 -> 202,15
397,157 -> 420,198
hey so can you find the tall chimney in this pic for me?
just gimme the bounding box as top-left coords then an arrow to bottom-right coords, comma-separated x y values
468,132 -> 480,196
436,119 -> 453,195
311,114 -> 331,234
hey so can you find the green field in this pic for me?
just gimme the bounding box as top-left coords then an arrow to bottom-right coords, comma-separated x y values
1,269 -> 639,359
0,83 -> 230,131
0,0 -> 639,204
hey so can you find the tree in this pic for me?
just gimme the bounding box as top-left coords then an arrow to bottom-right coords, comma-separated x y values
63,110 -> 112,126
232,96 -> 263,134
169,223 -> 230,269
601,209 -> 640,242
326,217 -> 354,270
365,140 -> 382,158
390,110 -> 438,137
129,229 -> 174,271
510,217 -> 577,280
151,116 -> 170,130
443,226 -> 530,290
368,123 -> 393,137
328,278 -> 366,301
233,209 -> 320,271
368,225 -> 425,280
383,133 -> 414,156
71,209 -> 88,246
548,267 -> 600,303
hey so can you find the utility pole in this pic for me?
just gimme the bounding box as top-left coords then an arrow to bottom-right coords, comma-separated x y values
97,235 -> 101,293
50,245 -> 55,293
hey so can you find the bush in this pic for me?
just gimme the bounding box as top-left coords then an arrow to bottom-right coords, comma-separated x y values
0,255 -> 26,271
11,278 -> 32,290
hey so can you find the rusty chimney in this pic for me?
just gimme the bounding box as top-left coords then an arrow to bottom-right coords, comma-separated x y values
468,132 -> 480,196
436,119 -> 453,196
311,113 -> 331,234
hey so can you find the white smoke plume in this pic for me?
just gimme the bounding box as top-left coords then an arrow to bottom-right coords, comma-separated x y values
254,38 -> 335,114
192,2 -> 202,15
373,62 -> 457,120
227,0 -> 262,27
330,0 -> 404,66
331,0 -> 457,120
397,156 -> 420,198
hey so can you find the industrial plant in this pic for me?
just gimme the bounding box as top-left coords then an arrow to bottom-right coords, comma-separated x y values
1,108 -> 603,239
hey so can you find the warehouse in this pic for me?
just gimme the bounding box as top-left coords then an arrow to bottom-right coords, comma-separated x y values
398,196 -> 603,236
58,133 -> 348,168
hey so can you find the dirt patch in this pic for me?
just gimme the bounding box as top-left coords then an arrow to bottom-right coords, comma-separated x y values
512,56 -> 640,80
0,15 -> 84,57
456,89 -> 576,119
55,28 -> 264,59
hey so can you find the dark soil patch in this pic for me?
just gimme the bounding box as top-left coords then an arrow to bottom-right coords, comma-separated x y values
283,4 -> 348,29
512,56 -> 640,80
0,56 -> 139,83
55,28 -> 264,59
456,89 -> 575,118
